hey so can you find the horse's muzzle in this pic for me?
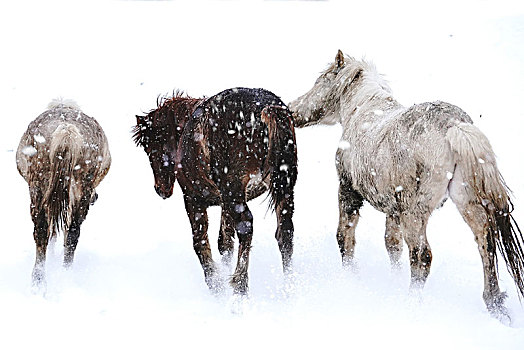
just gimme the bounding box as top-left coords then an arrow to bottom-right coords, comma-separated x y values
155,184 -> 173,199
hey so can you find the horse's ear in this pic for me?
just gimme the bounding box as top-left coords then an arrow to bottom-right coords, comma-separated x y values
336,50 -> 345,68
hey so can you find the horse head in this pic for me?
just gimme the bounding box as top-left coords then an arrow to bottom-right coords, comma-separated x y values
289,50 -> 363,127
134,93 -> 202,199
134,107 -> 179,199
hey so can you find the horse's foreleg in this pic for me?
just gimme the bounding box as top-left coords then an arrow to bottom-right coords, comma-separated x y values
401,214 -> 432,288
275,194 -> 294,273
183,196 -> 219,292
336,173 -> 363,267
218,210 -> 235,266
385,215 -> 403,268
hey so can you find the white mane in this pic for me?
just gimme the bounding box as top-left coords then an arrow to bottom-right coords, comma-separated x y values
334,56 -> 395,113
48,98 -> 81,111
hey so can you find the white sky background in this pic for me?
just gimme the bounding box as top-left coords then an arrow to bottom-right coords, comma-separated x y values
0,0 -> 523,348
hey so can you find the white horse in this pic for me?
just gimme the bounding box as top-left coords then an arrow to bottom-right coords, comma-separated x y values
16,99 -> 111,288
289,50 -> 524,320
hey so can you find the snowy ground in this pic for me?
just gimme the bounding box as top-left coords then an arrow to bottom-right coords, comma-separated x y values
1,0 -> 523,348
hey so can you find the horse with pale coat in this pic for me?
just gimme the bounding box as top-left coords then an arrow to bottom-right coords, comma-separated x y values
289,50 -> 524,320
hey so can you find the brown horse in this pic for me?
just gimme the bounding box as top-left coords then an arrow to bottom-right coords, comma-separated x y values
134,88 -> 297,294
16,99 -> 111,289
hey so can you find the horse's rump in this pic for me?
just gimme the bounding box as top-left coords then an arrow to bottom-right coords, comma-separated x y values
17,104 -> 111,240
180,88 -> 287,200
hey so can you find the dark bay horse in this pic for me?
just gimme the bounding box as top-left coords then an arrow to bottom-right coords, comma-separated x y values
16,99 -> 111,288
134,88 -> 297,294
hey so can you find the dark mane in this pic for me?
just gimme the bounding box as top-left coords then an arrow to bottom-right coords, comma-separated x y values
133,91 -> 202,147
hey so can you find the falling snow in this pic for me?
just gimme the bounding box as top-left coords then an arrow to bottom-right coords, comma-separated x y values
1,1 -> 524,349
21,145 -> 37,156
33,134 -> 46,143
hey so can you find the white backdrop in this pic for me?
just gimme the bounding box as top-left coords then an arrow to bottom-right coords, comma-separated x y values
1,0 -> 523,348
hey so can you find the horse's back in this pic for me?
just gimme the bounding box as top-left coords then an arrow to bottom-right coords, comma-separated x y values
340,100 -> 473,215
205,87 -> 284,108
179,88 -> 287,201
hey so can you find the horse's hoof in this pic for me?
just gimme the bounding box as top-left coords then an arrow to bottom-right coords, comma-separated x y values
283,260 -> 293,275
342,257 -> 359,273
230,273 -> 249,296
31,272 -> 47,296
486,292 -> 511,325
491,307 -> 512,326
205,271 -> 225,296
220,251 -> 234,268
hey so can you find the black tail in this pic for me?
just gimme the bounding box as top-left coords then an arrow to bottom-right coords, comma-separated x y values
489,203 -> 524,300
261,105 -> 298,210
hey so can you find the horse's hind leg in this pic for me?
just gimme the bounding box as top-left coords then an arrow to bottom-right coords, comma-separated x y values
401,212 -> 432,288
336,170 -> 363,267
274,191 -> 294,273
64,193 -> 91,267
31,206 -> 49,288
218,210 -> 235,266
183,195 -> 220,292
219,180 -> 253,294
450,188 -> 507,316
385,215 -> 403,268
64,219 -> 80,267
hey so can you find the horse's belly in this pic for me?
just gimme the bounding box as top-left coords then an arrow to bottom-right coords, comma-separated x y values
246,172 -> 270,201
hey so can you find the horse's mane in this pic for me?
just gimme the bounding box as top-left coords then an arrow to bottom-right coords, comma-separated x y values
332,55 -> 393,108
133,91 -> 202,147
48,98 -> 81,111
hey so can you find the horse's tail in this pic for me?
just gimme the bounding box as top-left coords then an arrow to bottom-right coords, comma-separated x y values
44,123 -> 83,239
260,105 -> 298,210
447,122 -> 524,299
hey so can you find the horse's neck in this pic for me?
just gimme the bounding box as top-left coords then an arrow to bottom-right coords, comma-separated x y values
342,83 -> 404,127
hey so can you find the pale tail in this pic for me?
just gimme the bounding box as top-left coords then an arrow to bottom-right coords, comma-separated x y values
44,124 -> 83,239
447,123 -> 524,299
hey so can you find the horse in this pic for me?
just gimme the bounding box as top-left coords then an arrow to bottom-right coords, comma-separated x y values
133,88 -> 297,294
289,50 -> 524,320
16,99 -> 111,289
